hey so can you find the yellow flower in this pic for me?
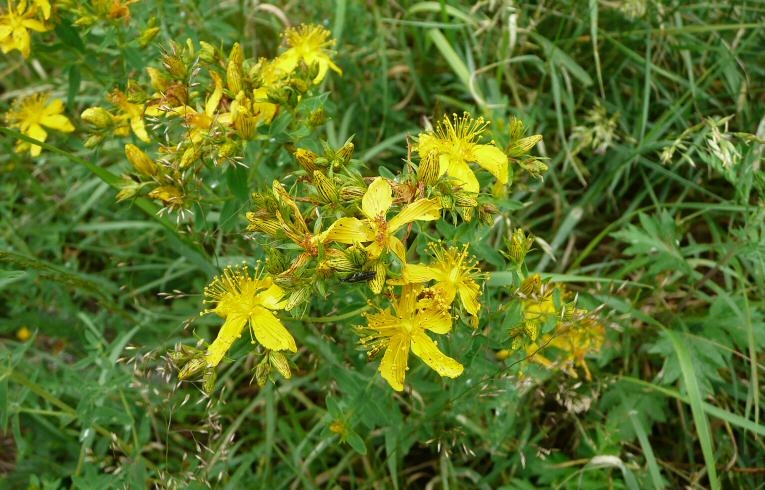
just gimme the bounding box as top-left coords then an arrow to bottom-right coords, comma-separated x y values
273,24 -> 342,84
108,89 -> 160,143
358,285 -> 463,391
201,264 -> 296,368
323,177 -> 441,262
0,0 -> 49,58
516,276 -> 605,380
528,318 -> 605,380
402,242 -> 482,323
4,93 -> 74,156
417,113 -> 508,194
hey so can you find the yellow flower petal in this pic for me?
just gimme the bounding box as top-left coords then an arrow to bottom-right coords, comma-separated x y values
418,307 -> 452,335
205,72 -> 223,117
130,116 -> 151,143
27,123 -> 47,156
388,198 -> 441,232
21,18 -> 48,32
13,25 -> 31,58
256,282 -> 286,310
388,236 -> 407,263
472,144 -> 508,186
205,314 -> 248,367
40,114 -> 74,132
403,263 -> 443,283
379,334 -> 410,391
445,157 -> 480,194
457,281 -> 481,318
410,330 -> 463,379
362,177 -> 393,219
323,217 -> 375,244
250,306 -> 297,352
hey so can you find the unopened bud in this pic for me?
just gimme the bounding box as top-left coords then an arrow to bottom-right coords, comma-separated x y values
417,151 -> 440,186
255,358 -> 270,387
313,171 -> 338,203
519,274 -> 542,297
81,107 -> 112,128
336,140 -> 354,163
163,54 -> 187,79
125,144 -> 158,176
226,43 -> 244,93
179,145 -> 201,169
246,214 -> 282,236
346,245 -> 368,268
234,115 -> 257,139
84,134 -> 105,148
508,117 -> 526,141
369,262 -> 386,294
201,369 -> 217,395
286,286 -> 310,311
454,191 -> 478,208
148,185 -> 182,204
269,351 -> 292,379
178,356 -> 207,380
339,186 -> 366,200
139,27 -> 160,48
294,148 -> 318,173
199,41 -> 217,64
508,228 -> 534,265
508,134 -> 543,158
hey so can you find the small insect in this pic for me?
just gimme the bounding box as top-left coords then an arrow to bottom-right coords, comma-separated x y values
341,271 -> 377,283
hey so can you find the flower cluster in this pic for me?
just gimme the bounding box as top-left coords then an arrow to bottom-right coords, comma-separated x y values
0,0 -> 51,58
81,24 -> 341,213
70,24 -> 600,393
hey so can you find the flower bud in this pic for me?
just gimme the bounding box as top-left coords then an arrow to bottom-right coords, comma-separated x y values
339,186 -> 365,202
125,144 -> 158,176
326,251 -> 356,272
255,358 -> 270,387
162,53 -> 187,79
454,191 -> 478,208
218,141 -> 240,159
234,114 -> 257,139
139,27 -> 160,48
417,151 -> 440,186
81,107 -> 113,128
199,41 -> 217,64
178,356 -> 207,380
369,262 -> 386,294
346,245 -> 368,268
269,351 -> 292,379
519,274 -> 542,297
313,171 -> 338,203
84,134 -> 105,148
201,368 -> 217,395
439,194 -> 454,210
508,134 -> 543,158
508,228 -> 534,265
508,117 -> 526,141
146,67 -> 170,92
262,249 -> 285,276
179,145 -> 201,169
116,180 -> 141,202
148,185 -> 182,204
226,43 -> 244,93
294,148 -> 318,173
246,215 -> 282,236
336,140 -> 354,163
